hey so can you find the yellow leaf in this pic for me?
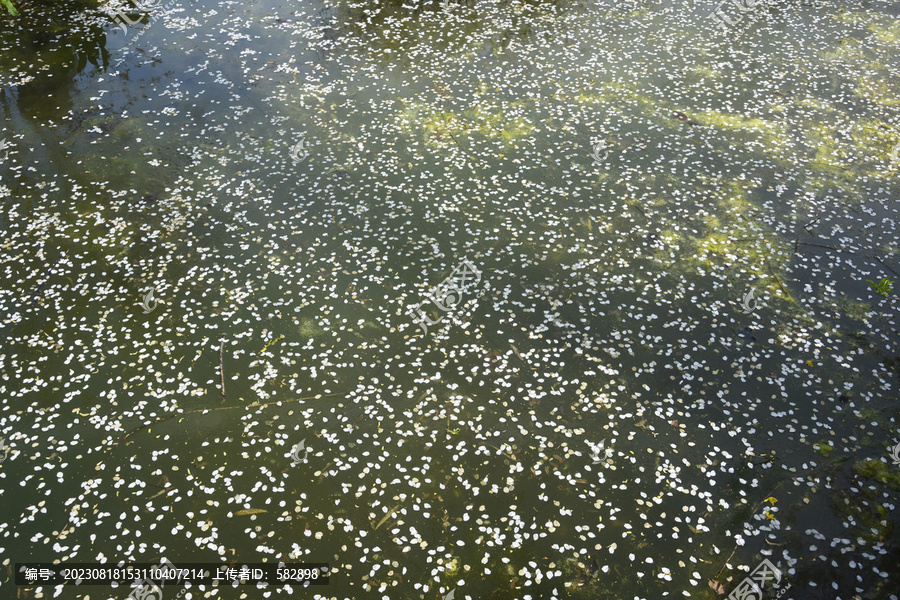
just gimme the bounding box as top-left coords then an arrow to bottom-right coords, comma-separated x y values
233,509 -> 268,516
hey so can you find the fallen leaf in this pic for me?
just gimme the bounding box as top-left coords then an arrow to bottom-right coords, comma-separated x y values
708,579 -> 726,595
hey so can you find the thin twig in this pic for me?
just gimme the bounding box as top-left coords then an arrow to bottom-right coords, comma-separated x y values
219,339 -> 226,403
765,265 -> 794,301
713,546 -> 739,581
802,216 -> 821,235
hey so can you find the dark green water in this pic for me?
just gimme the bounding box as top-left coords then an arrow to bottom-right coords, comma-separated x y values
1,0 -> 899,599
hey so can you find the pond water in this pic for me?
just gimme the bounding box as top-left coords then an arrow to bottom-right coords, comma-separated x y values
1,0 -> 899,598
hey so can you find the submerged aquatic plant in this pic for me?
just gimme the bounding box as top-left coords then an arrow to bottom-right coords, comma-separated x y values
866,276 -> 895,298
1,0 -> 17,17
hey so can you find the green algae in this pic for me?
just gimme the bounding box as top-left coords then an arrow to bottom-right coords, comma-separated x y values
443,555 -> 459,579
691,110 -> 789,143
853,458 -> 900,490
359,320 -> 384,332
868,20 -> 900,47
420,103 -> 536,149
834,296 -> 876,321
813,441 -> 835,457
684,183 -> 794,301
853,76 -> 900,108
297,317 -> 325,339
833,486 -> 892,542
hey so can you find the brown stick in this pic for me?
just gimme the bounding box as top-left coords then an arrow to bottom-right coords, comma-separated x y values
219,339 -> 226,403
